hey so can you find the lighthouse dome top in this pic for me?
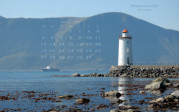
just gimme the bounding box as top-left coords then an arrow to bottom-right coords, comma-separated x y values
120,28 -> 131,39
122,28 -> 128,33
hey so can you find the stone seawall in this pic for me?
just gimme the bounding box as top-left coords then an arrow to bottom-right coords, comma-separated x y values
83,65 -> 179,78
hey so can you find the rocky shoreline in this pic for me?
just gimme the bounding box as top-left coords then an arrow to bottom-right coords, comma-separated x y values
80,65 -> 179,78
57,77 -> 179,112
1,75 -> 178,111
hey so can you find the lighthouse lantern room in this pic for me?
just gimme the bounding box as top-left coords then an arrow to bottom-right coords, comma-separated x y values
118,28 -> 132,66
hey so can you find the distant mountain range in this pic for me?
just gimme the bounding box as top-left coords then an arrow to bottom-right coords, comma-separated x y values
0,12 -> 179,71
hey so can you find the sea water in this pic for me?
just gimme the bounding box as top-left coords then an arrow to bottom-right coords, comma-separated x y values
0,71 -> 178,112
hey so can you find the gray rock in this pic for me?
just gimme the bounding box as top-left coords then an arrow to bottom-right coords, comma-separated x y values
110,109 -> 120,112
125,109 -> 140,112
110,98 -> 123,104
139,91 -> 146,94
121,74 -> 127,77
171,90 -> 179,98
118,106 -> 141,112
102,90 -> 121,98
148,103 -> 162,109
153,77 -> 169,83
110,66 -> 120,72
164,95 -> 175,102
145,82 -> 166,90
165,83 -> 172,86
174,99 -> 179,103
174,83 -> 179,88
155,97 -> 165,103
149,97 -> 165,103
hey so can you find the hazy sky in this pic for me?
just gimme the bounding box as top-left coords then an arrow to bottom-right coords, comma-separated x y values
0,0 -> 179,31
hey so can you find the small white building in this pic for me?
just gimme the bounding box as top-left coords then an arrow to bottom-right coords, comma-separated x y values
118,28 -> 132,66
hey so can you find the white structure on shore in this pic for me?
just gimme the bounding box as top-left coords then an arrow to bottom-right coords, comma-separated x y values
118,28 -> 132,66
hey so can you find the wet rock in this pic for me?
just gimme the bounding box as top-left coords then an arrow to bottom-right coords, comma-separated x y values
153,77 -> 172,87
152,77 -> 170,84
97,104 -> 108,109
123,109 -> 140,112
118,106 -> 141,112
70,109 -> 82,112
110,98 -> 123,104
173,83 -> 179,88
0,96 -> 11,100
110,109 -> 120,112
58,95 -> 73,99
145,82 -> 166,90
139,100 -> 146,105
174,99 -> 179,103
76,98 -> 90,104
102,90 -> 121,98
72,73 -> 81,77
165,83 -> 172,87
154,97 -> 165,103
149,97 -> 165,103
148,90 -> 179,110
164,95 -> 175,102
171,90 -> 179,98
48,111 -> 59,112
148,103 -> 162,109
48,108 -> 59,112
139,91 -> 146,94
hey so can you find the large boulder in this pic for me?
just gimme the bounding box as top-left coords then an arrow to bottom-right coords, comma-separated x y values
152,77 -> 170,85
145,77 -> 170,91
145,82 -> 166,90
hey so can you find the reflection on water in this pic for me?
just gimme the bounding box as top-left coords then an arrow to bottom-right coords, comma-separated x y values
118,78 -> 133,106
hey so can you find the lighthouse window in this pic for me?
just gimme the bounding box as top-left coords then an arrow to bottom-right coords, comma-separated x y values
127,41 -> 129,44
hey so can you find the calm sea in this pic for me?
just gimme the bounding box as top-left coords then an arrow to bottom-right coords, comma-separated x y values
0,71 -> 178,112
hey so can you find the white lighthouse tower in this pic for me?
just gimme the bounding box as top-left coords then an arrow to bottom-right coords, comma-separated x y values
118,28 -> 132,66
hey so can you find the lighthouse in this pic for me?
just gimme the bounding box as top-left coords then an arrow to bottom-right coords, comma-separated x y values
118,28 -> 132,66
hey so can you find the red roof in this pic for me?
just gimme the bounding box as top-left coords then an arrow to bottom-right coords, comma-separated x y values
122,28 -> 128,33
